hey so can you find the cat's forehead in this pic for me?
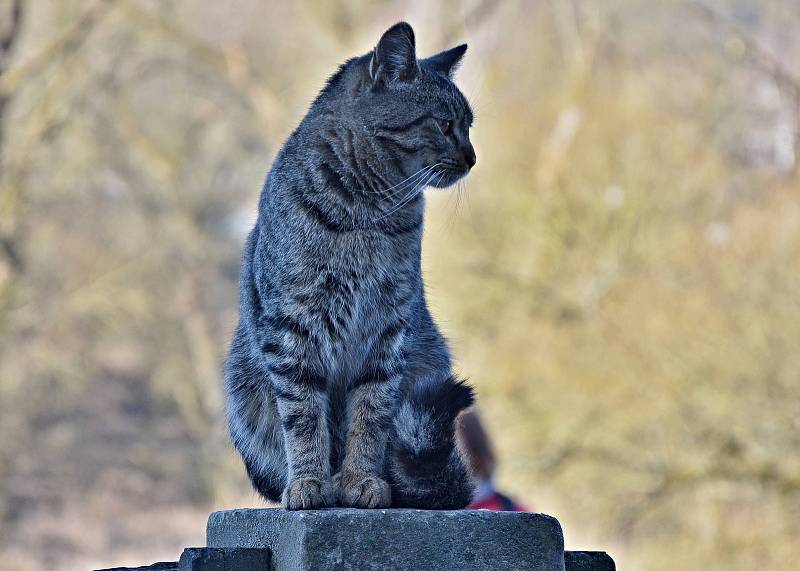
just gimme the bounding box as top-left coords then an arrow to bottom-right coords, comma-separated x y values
411,69 -> 473,121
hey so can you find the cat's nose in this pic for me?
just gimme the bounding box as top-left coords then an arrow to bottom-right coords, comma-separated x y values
461,143 -> 476,170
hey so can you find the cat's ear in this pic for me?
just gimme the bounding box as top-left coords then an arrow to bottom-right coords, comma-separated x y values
423,44 -> 467,78
369,22 -> 418,86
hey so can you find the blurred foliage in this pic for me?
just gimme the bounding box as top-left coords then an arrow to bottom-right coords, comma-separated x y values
0,1 -> 798,570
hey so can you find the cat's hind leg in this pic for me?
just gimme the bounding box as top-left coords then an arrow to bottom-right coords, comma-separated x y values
225,362 -> 288,503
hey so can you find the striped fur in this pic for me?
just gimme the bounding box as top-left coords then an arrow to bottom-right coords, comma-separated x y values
224,22 -> 477,510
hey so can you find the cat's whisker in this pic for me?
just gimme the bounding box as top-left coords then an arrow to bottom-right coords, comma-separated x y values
382,164 -> 441,200
445,180 -> 462,233
372,163 -> 441,199
362,164 -> 429,199
380,171 -> 437,220
462,179 -> 481,237
371,168 -> 440,223
443,178 -> 459,230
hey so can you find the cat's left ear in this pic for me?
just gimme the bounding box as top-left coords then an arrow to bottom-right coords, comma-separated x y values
369,22 -> 418,86
422,44 -> 468,78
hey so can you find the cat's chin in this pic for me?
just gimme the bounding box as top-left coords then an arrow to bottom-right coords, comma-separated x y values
429,170 -> 469,189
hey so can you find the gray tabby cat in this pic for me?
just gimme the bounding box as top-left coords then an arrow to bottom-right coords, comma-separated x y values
224,22 -> 477,510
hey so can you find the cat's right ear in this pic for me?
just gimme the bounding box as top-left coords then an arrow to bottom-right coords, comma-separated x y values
369,22 -> 418,87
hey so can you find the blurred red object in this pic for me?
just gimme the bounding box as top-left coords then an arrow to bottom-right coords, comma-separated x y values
458,409 -> 530,512
468,491 -> 528,512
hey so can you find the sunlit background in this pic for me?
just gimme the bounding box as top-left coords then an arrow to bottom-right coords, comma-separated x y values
1,1 -> 799,569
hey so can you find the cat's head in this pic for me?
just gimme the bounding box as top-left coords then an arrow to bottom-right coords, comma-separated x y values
331,22 -> 475,190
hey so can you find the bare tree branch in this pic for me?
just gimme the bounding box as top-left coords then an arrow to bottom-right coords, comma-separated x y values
690,1 -> 800,175
0,0 -> 23,71
690,2 -> 800,94
0,0 -> 118,98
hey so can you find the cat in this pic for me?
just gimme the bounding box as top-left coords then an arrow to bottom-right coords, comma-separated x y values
224,22 -> 477,510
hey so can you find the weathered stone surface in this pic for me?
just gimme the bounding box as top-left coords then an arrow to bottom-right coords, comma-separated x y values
178,547 -> 270,570
564,551 -> 616,571
207,508 -> 566,571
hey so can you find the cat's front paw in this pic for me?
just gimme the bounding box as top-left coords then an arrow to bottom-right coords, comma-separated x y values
337,472 -> 391,508
282,477 -> 334,510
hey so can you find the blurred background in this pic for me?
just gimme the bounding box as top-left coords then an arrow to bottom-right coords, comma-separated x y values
0,0 -> 799,569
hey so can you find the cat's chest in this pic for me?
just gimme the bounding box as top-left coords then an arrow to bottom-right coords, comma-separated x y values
327,230 -> 420,291
323,233 -> 418,361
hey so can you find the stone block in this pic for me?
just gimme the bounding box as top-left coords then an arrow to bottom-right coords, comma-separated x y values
207,508 -> 566,571
564,551 -> 616,571
178,547 -> 270,570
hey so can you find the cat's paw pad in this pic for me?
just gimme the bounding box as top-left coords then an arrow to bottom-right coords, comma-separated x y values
338,474 -> 391,508
282,477 -> 333,510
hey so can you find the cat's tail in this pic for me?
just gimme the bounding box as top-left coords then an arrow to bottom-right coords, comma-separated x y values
387,374 -> 476,509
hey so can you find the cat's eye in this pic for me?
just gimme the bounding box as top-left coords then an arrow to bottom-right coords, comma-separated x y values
439,120 -> 452,135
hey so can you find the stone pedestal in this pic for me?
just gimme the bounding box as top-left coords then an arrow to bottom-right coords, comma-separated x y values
206,508 -> 609,571
98,508 -> 614,571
